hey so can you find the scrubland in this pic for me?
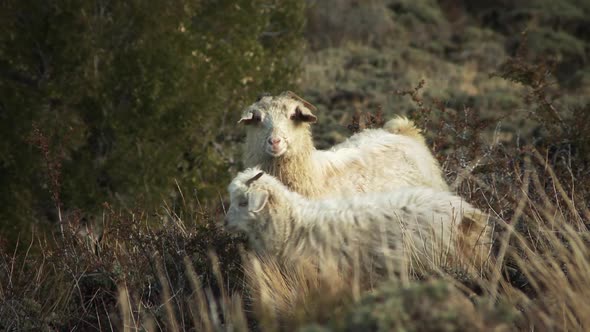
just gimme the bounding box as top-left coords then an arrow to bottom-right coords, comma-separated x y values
2,0 -> 590,330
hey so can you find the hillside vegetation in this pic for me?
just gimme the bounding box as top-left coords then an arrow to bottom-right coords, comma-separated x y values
1,0 -> 590,330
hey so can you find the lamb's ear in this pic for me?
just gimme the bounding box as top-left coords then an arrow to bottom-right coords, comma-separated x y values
248,189 -> 269,213
245,171 -> 264,186
256,92 -> 271,101
238,110 -> 261,125
291,106 -> 317,123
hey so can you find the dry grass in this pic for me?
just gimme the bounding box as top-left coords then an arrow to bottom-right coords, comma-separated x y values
4,85 -> 589,331
0,147 -> 588,331
233,156 -> 589,331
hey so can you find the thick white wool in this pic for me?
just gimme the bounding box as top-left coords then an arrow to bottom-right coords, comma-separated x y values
240,92 -> 448,198
225,169 -> 491,274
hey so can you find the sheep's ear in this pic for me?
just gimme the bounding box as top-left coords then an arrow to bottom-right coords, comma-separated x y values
248,189 -> 269,213
284,91 -> 317,111
238,110 -> 261,125
291,106 -> 317,123
283,91 -> 317,123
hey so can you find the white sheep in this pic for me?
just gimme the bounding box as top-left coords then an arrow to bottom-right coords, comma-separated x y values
239,91 -> 449,198
225,169 -> 491,275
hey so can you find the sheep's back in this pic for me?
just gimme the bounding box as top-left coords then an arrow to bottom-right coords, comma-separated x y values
289,188 -> 468,271
312,129 -> 447,196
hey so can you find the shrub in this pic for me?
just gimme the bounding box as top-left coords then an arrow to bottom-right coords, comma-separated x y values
0,0 -> 306,243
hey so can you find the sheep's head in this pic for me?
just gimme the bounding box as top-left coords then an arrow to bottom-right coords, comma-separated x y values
239,91 -> 317,159
225,169 -> 272,236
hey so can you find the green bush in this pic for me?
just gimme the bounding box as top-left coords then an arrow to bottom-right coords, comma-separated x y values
304,280 -> 516,332
0,0 -> 306,242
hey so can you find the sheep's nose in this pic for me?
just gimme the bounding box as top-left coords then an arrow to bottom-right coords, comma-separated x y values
268,137 -> 281,146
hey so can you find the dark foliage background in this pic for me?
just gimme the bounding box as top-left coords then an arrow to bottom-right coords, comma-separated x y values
0,0 -> 305,243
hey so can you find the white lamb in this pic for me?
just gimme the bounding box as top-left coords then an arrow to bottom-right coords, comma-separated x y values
225,169 -> 491,275
239,91 -> 449,198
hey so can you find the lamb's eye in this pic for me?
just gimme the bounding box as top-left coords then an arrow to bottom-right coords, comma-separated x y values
239,201 -> 248,207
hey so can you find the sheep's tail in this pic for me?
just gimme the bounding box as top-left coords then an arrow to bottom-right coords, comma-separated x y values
457,207 -> 497,274
383,116 -> 425,144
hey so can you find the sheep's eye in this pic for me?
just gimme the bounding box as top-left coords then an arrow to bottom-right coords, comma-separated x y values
290,109 -> 302,121
238,201 -> 248,207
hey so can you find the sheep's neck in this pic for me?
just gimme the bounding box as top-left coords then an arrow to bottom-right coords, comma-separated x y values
263,192 -> 308,256
264,150 -> 322,198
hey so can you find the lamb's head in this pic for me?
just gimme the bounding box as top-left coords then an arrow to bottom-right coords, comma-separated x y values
240,91 -> 317,160
225,169 -> 275,237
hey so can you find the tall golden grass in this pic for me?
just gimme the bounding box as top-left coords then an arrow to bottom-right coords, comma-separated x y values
1,152 -> 587,331
103,152 -> 589,331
